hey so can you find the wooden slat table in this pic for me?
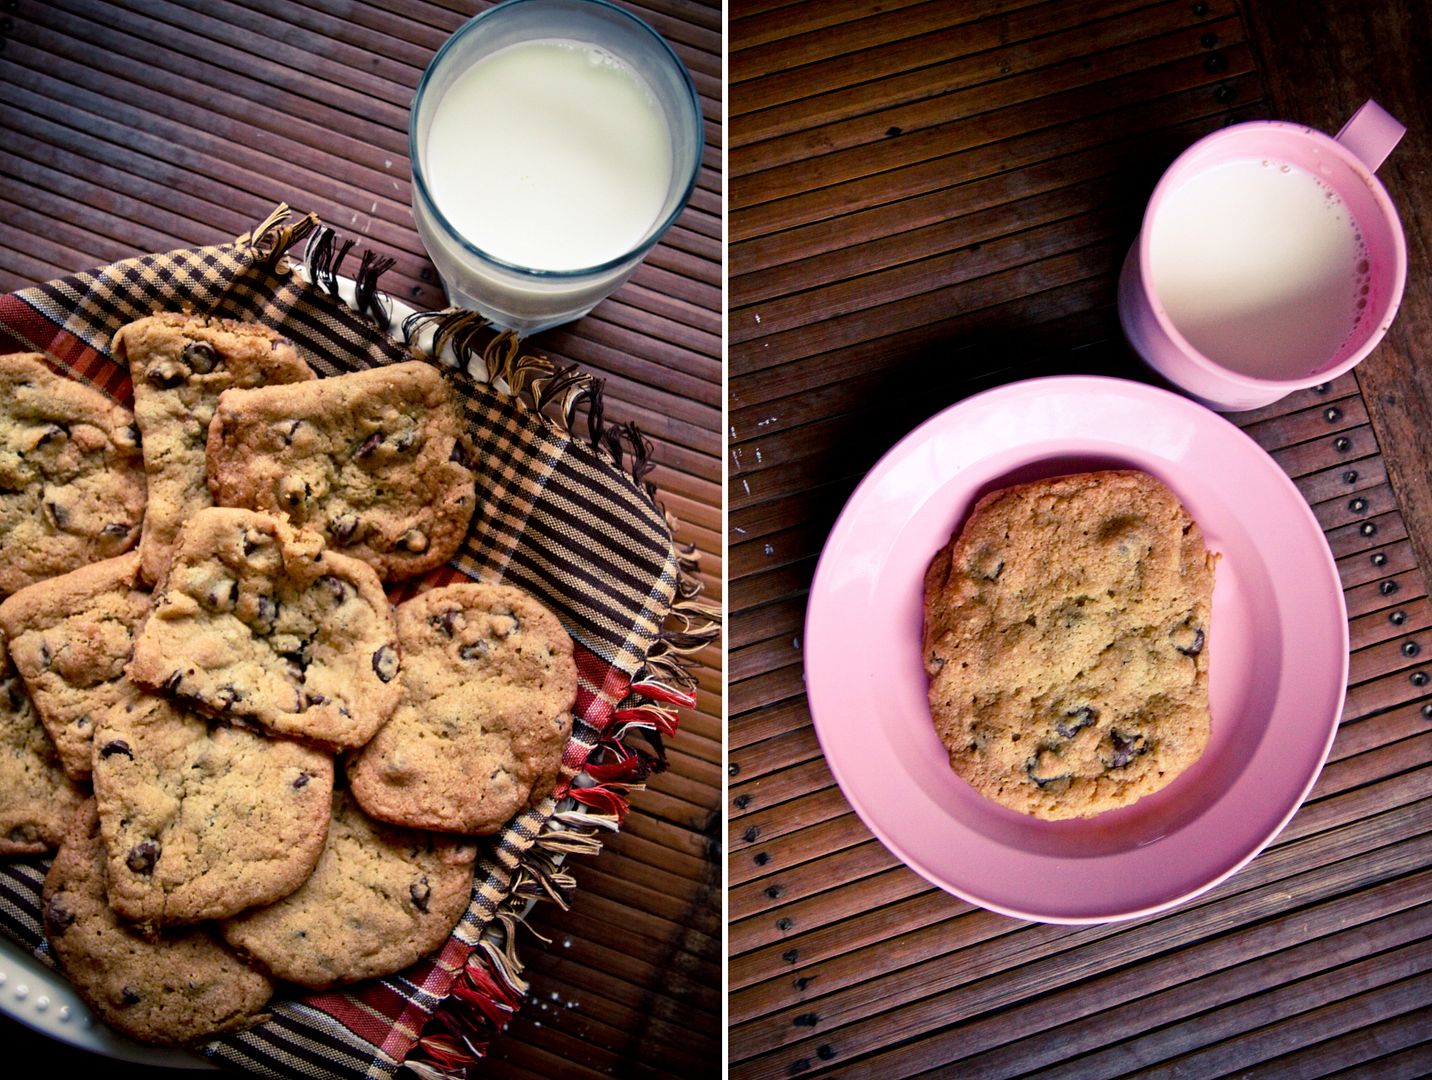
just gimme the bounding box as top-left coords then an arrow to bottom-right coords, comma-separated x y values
730,1 -> 1432,1077
0,1 -> 721,1077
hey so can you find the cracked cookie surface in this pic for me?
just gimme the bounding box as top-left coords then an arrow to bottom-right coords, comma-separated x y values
349,582 -> 576,835
111,313 -> 314,583
922,470 -> 1216,820
127,507 -> 401,748
0,628 -> 84,854
90,679 -> 333,925
0,552 -> 152,780
206,360 -> 477,581
43,800 -> 275,1045
0,353 -> 146,597
222,789 -> 475,989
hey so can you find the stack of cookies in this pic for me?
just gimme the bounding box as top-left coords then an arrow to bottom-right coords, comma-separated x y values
0,315 -> 579,1047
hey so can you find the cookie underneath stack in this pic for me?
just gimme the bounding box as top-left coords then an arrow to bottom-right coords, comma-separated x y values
922,469 -> 1216,820
0,314 -> 582,1047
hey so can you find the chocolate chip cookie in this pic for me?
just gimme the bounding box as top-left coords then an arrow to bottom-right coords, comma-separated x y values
91,680 -> 333,925
43,801 -> 275,1045
922,470 -> 1216,820
348,582 -> 576,835
0,552 -> 152,780
205,360 -> 476,581
0,353 -> 146,597
0,627 -> 84,854
110,313 -> 314,584
127,507 -> 401,748
221,789 -> 476,989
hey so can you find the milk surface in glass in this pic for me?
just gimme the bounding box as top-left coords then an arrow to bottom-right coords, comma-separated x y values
424,38 -> 673,273
1149,158 -> 1370,380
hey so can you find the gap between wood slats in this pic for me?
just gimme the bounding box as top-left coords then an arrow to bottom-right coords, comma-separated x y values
838,895 -> 1432,1079
730,303 -> 1122,452
513,934 -> 720,1045
497,994 -> 713,1080
728,716 -> 1432,965
732,238 -> 1124,387
728,725 -> 822,788
31,0 -> 401,156
732,43 -> 1255,215
1252,1017 -> 1432,1080
730,695 -> 809,753
734,200 -> 1131,352
573,861 -> 718,943
630,747 -> 720,806
519,922 -> 720,1027
730,809 -> 1432,1074
490,1012 -> 660,1079
96,0 -> 724,124
732,4 -> 1239,162
251,0 -> 454,55
733,0 -> 1196,126
733,144 -> 1157,311
0,10 -> 716,313
1107,972 -> 1430,1080
729,0 -> 1062,76
547,325 -> 721,405
749,872 -> 1427,1060
728,817 -> 889,918
557,898 -> 720,1000
731,293 -> 1128,458
93,0 -> 413,121
730,755 -> 1432,1008
731,79 -> 1262,255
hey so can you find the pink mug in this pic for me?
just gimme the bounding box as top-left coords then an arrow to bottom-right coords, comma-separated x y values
1119,101 -> 1406,412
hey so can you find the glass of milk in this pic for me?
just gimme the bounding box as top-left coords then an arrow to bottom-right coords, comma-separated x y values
410,0 -> 702,335
1119,101 -> 1406,412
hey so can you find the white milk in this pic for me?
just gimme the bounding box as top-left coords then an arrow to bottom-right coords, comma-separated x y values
424,38 -> 673,272
1149,158 -> 1369,379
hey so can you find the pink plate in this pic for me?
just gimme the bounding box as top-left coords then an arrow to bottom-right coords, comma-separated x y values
804,375 -> 1349,923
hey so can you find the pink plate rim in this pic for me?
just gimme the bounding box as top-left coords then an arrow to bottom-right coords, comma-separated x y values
803,375 -> 1349,924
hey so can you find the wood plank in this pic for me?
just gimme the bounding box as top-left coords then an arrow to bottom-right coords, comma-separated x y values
732,825 -> 1432,1073
854,893 -> 1432,1078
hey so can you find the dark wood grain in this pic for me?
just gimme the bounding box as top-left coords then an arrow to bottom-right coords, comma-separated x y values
728,0 -> 1432,1077
0,1 -> 721,1077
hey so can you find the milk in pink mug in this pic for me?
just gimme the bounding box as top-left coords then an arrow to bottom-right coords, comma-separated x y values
1119,101 -> 1406,412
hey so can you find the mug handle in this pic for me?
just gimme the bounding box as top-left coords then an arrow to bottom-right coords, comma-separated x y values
1335,99 -> 1405,173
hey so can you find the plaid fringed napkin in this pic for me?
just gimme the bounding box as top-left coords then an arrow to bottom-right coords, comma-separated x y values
0,206 -> 718,1077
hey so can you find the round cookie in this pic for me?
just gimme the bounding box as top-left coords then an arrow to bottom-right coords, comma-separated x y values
43,801 -> 275,1046
127,507 -> 402,749
922,470 -> 1216,820
0,352 -> 146,598
348,582 -> 576,835
91,680 -> 334,926
221,789 -> 476,989
110,313 -> 315,584
0,627 -> 84,854
0,552 -> 152,780
205,360 -> 477,581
